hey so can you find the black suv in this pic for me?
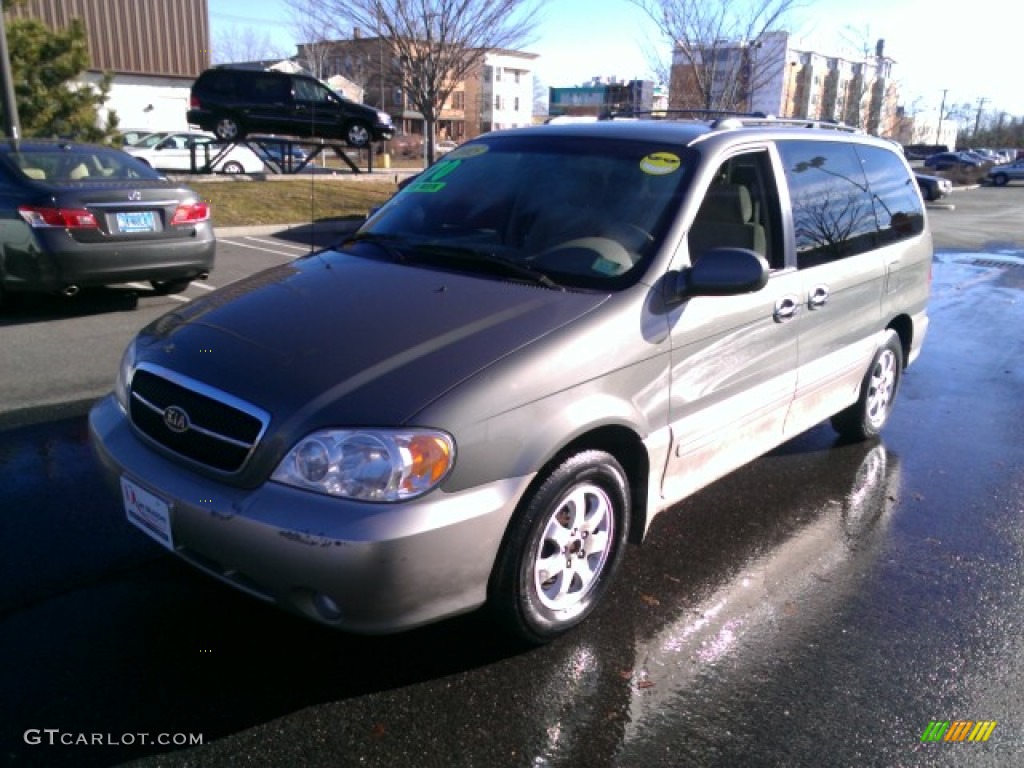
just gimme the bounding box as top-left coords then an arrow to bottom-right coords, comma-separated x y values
186,68 -> 395,148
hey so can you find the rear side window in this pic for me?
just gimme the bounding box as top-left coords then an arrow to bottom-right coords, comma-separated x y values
198,70 -> 236,95
854,144 -> 925,246
777,140 -> 877,268
778,140 -> 925,269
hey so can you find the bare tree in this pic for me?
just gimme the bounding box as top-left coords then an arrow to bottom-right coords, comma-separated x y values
283,0 -> 542,164
628,0 -> 799,112
213,26 -> 289,65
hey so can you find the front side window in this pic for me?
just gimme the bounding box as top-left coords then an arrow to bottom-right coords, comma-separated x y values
354,136 -> 694,291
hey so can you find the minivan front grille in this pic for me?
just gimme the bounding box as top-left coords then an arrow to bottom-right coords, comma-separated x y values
128,365 -> 269,473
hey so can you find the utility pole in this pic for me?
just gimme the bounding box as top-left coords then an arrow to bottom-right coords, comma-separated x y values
973,97 -> 987,139
935,89 -> 948,146
0,11 -> 22,141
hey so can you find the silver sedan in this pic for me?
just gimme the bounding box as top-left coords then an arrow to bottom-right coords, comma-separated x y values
988,161 -> 1024,186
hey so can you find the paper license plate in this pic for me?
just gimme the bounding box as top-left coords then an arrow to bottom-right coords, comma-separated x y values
121,476 -> 173,550
116,210 -> 156,232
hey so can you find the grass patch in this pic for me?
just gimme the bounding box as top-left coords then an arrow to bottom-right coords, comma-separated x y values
189,177 -> 401,228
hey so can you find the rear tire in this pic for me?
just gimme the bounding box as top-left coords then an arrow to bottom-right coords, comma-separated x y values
214,117 -> 243,141
489,450 -> 630,645
221,161 -> 244,174
991,173 -> 1009,187
150,278 -> 192,295
831,330 -> 903,440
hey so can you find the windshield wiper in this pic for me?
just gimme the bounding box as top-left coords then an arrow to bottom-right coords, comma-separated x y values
342,232 -> 409,263
411,244 -> 564,290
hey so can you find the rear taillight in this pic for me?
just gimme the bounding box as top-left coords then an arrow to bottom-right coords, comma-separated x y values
171,201 -> 210,225
18,205 -> 99,229
189,94 -> 200,108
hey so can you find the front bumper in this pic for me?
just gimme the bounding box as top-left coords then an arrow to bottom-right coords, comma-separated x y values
89,395 -> 531,633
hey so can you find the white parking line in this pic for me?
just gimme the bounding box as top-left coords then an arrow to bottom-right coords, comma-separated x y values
218,238 -> 305,257
123,281 -> 203,301
188,281 -> 216,291
243,236 -> 315,253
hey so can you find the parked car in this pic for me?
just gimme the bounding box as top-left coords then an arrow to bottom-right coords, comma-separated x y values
90,117 -> 931,644
915,172 -> 953,201
254,141 -> 310,170
902,143 -> 949,161
435,140 -> 459,155
987,160 -> 1024,186
117,128 -> 157,146
123,131 -> 265,174
0,139 -> 214,306
187,67 -> 394,148
923,151 -> 983,171
386,131 -> 424,158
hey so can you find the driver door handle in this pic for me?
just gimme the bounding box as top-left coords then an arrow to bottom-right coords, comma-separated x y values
774,294 -> 800,322
808,284 -> 830,309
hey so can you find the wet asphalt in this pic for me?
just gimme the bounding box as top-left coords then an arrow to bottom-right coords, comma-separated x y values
1,188 -> 1023,767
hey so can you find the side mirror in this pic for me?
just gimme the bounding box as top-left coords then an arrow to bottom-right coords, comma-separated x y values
671,247 -> 769,300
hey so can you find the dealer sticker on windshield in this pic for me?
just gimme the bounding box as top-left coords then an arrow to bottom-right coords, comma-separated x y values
121,476 -> 173,550
640,152 -> 681,176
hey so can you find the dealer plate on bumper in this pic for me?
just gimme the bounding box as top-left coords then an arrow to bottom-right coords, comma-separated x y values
121,476 -> 173,550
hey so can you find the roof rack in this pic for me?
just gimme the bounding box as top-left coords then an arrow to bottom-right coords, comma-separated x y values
601,108 -> 863,133
601,108 -> 768,121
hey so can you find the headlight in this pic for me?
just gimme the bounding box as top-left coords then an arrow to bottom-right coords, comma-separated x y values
271,429 -> 455,502
377,111 -> 393,124
114,341 -> 137,411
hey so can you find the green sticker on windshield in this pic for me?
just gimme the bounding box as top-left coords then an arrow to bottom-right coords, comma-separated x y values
409,182 -> 445,193
448,144 -> 488,160
640,152 -> 681,176
407,159 -> 461,193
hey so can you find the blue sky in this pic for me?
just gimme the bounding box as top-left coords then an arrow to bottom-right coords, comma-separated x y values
208,0 -> 1024,118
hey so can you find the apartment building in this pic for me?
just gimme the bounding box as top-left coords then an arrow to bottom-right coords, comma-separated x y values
670,30 -> 901,136
4,0 -> 209,133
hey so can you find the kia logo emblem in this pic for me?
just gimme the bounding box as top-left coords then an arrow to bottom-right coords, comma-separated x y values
164,405 -> 191,434
129,190 -> 142,201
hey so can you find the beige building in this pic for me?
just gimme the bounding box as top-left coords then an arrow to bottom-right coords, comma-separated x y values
670,31 -> 901,137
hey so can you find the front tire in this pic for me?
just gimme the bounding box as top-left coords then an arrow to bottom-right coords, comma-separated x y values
831,330 -> 903,440
991,173 -> 1009,186
344,121 -> 371,148
221,160 -> 244,174
489,450 -> 630,645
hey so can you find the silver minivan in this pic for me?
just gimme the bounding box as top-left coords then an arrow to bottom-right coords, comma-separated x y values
89,117 -> 931,644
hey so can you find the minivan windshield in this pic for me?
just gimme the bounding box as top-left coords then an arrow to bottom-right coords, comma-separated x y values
355,134 -> 693,290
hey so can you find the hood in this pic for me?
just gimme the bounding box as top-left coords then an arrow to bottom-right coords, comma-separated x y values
136,248 -> 607,436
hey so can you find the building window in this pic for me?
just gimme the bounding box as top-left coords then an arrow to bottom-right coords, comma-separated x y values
515,70 -> 521,84
393,87 -> 403,106
495,67 -> 502,82
514,96 -> 520,111
453,91 -> 464,110
494,95 -> 502,110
